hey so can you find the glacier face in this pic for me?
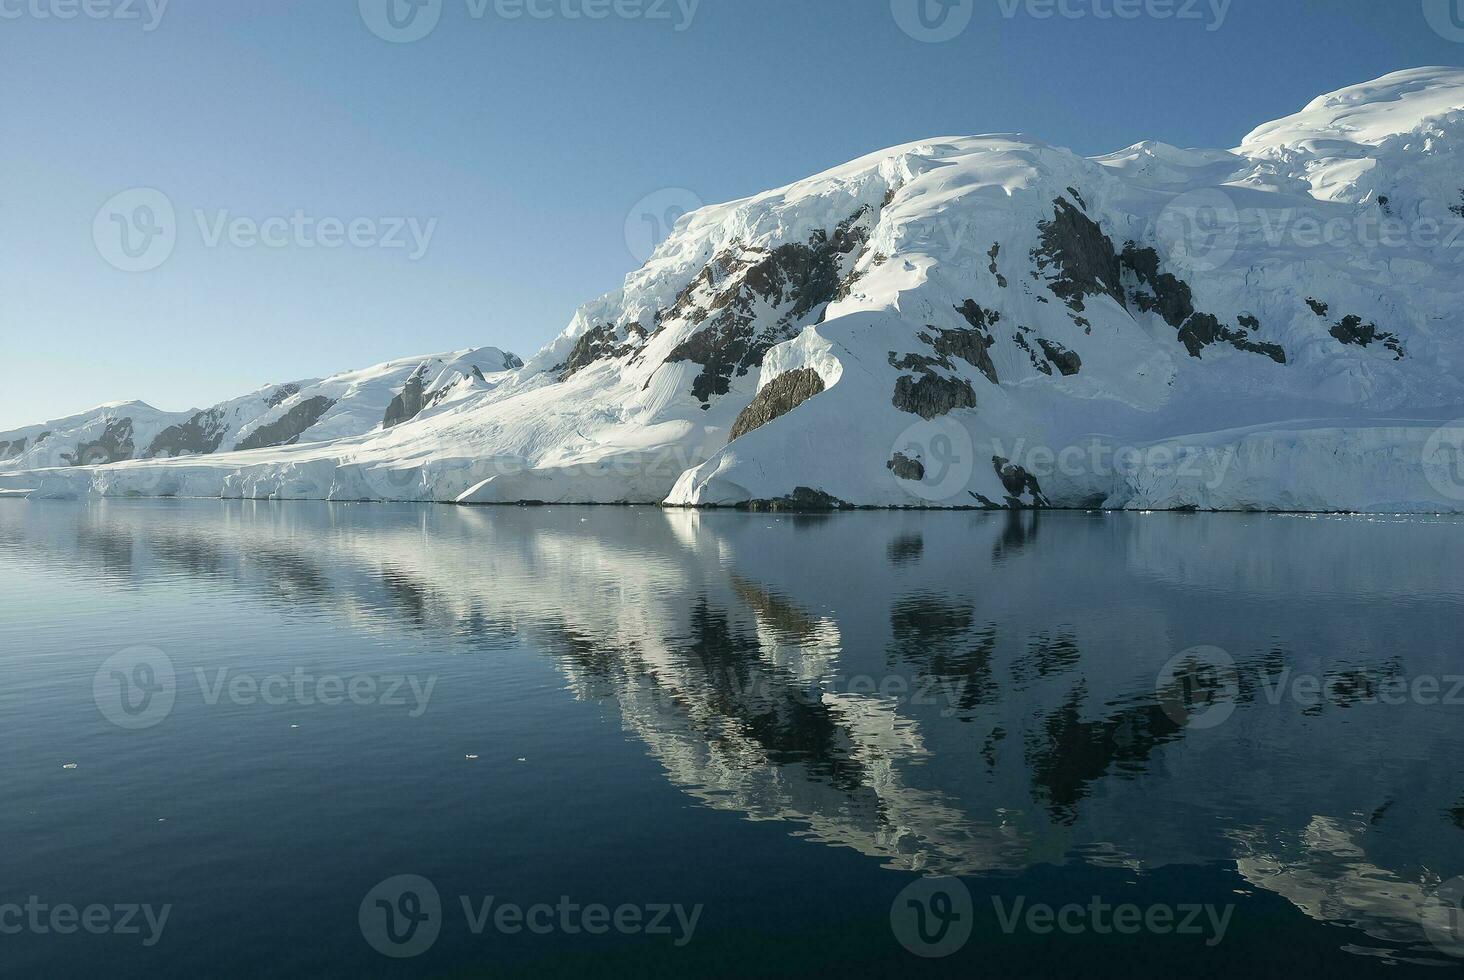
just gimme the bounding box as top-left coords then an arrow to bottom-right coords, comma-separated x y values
6,68 -> 1464,511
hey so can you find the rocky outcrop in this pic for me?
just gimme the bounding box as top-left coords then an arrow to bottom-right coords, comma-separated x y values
236,397 -> 335,451
889,353 -> 978,420
664,208 -> 872,406
1031,197 -> 1125,313
944,301 -> 1001,384
993,456 -> 1049,508
887,452 -> 925,482
1329,315 -> 1405,360
557,323 -> 645,381
62,418 -> 136,466
1121,242 -> 1286,364
736,487 -> 846,512
1037,339 -> 1082,376
144,408 -> 229,459
729,368 -> 826,442
264,384 -> 301,409
383,368 -> 428,429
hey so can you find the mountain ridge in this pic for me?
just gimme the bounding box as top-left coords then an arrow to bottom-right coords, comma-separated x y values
6,67 -> 1464,512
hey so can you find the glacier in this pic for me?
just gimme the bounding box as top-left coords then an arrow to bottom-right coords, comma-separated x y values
5,67 -> 1464,512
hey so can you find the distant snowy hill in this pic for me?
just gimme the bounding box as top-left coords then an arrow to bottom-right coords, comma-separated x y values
0,348 -> 521,471
6,68 -> 1464,511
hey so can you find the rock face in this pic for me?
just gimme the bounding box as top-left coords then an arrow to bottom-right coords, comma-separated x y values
144,408 -> 230,459
236,397 -> 337,451
382,369 -> 427,429
62,418 -> 136,466
662,208 -> 874,406
6,69 -> 1464,512
1328,315 -> 1406,360
729,368 -> 826,441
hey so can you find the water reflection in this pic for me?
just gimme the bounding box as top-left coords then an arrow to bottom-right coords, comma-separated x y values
3,501 -> 1463,965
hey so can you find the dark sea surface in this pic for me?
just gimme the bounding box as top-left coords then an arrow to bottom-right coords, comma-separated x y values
2,499 -> 1462,977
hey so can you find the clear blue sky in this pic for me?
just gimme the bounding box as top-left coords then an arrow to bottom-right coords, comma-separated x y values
1,0 -> 1457,429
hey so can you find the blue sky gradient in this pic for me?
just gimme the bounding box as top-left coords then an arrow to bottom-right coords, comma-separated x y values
2,0 -> 1459,428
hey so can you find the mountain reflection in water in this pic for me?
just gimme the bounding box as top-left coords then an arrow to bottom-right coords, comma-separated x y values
2,501 -> 1462,971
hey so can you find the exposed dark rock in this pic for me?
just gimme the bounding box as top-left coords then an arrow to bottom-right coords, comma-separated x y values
1452,191 -> 1464,219
1306,298 -> 1330,317
891,370 -> 977,420
383,366 -> 428,429
664,209 -> 872,406
946,301 -> 1001,384
987,243 -> 1008,288
1237,314 -> 1261,331
236,396 -> 335,451
63,418 -> 136,466
0,437 -> 27,460
1035,203 -> 1281,363
1031,197 -> 1125,312
1104,239 -> 1287,363
144,408 -> 229,458
1180,313 -> 1287,364
993,455 -> 1049,507
1011,331 -> 1051,375
1329,315 -> 1406,360
1037,339 -> 1082,376
556,323 -> 644,381
1122,243 -> 1196,328
729,367 -> 826,442
264,384 -> 301,409
34,431 -> 50,446
1377,194 -> 1391,214
887,452 -> 926,482
737,487 -> 846,512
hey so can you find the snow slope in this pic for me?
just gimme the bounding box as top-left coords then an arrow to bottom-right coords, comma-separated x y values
6,68 -> 1464,511
0,348 -> 521,471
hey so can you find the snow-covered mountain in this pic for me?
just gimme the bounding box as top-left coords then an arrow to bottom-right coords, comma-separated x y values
0,348 -> 521,471
6,67 -> 1464,511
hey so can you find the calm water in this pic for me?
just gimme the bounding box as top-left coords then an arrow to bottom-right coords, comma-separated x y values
2,500 -> 1463,977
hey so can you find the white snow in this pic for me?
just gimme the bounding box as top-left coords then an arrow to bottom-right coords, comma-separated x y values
6,68 -> 1464,512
